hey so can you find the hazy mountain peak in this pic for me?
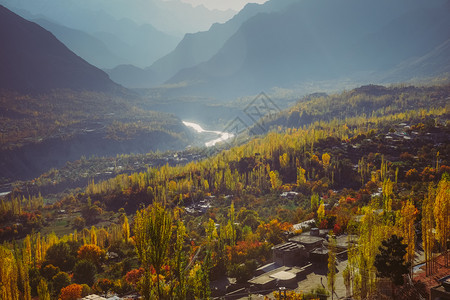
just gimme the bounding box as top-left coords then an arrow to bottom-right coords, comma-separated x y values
0,5 -> 119,91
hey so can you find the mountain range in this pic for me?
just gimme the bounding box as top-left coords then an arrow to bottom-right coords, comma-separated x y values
32,18 -> 128,69
166,0 -> 450,98
108,0 -> 297,87
108,0 -> 450,99
0,5 -> 119,91
0,0 -> 236,69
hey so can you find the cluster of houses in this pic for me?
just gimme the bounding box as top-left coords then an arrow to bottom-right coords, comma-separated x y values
247,227 -> 352,292
80,294 -> 138,300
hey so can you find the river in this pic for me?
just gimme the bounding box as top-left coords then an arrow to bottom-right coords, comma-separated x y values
183,121 -> 234,147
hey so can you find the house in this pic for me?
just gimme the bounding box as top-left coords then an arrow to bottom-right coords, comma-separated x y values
289,232 -> 324,252
280,191 -> 299,199
81,294 -> 123,300
81,295 -> 107,300
248,265 -> 311,290
272,242 -> 307,267
430,275 -> 450,300
292,219 -> 315,232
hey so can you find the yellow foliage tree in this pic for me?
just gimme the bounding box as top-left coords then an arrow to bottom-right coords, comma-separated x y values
122,215 -> 130,243
37,279 -> 51,300
396,200 -> 418,275
297,167 -> 306,186
317,201 -> 325,224
279,153 -> 290,169
269,171 -> 282,190
322,153 -> 331,169
433,175 -> 450,267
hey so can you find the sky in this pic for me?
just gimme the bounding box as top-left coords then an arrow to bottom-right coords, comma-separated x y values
179,0 -> 268,11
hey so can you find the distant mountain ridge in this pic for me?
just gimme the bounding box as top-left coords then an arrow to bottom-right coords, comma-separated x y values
0,5 -> 119,91
2,5 -> 180,68
33,18 -> 128,69
150,0 -> 450,99
0,0 -> 236,69
164,0 -> 450,98
107,0 -> 450,94
108,0 -> 297,88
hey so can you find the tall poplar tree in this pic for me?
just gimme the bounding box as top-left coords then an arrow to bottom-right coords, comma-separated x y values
434,174 -> 449,267
396,200 -> 417,275
134,203 -> 172,300
327,232 -> 337,300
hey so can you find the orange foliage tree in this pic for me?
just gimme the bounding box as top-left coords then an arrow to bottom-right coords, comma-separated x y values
59,284 -> 82,300
77,244 -> 105,266
257,219 -> 292,245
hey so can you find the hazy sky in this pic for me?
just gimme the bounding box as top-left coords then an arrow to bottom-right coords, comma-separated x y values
179,0 -> 268,11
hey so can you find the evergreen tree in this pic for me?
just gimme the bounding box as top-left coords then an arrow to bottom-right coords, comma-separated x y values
374,235 -> 410,297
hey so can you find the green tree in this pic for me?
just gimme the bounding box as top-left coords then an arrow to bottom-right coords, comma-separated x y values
311,193 -> 320,210
44,242 -> 73,271
73,260 -> 97,286
51,272 -> 71,296
374,235 -> 410,298
40,264 -> 60,282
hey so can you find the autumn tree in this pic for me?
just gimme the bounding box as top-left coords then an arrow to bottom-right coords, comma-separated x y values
269,170 -> 282,190
396,200 -> 417,275
171,220 -> 188,299
297,167 -> 306,186
311,193 -> 319,210
433,174 -> 449,267
317,200 -> 325,224
322,153 -> 331,169
224,202 -> 237,246
122,214 -> 130,243
37,279 -> 50,300
77,244 -> 105,267
422,185 -> 436,275
59,284 -> 82,300
0,246 -> 19,300
257,219 -> 292,245
134,203 -> 172,300
350,206 -> 386,299
279,153 -> 290,169
327,232 -> 337,300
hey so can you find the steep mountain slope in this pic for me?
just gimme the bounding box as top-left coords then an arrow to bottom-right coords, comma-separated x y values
108,0 -> 297,88
380,39 -> 450,82
166,0 -> 450,98
87,17 -> 179,68
33,18 -> 128,69
0,0 -> 235,67
1,3 -> 180,68
0,5 -> 119,91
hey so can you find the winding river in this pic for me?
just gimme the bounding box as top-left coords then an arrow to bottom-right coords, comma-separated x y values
183,121 -> 234,147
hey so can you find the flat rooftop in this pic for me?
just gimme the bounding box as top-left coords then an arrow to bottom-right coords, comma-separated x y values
270,270 -> 296,280
272,242 -> 305,252
289,234 -> 324,245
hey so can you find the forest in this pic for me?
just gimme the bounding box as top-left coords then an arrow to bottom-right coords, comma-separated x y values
0,83 -> 449,299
